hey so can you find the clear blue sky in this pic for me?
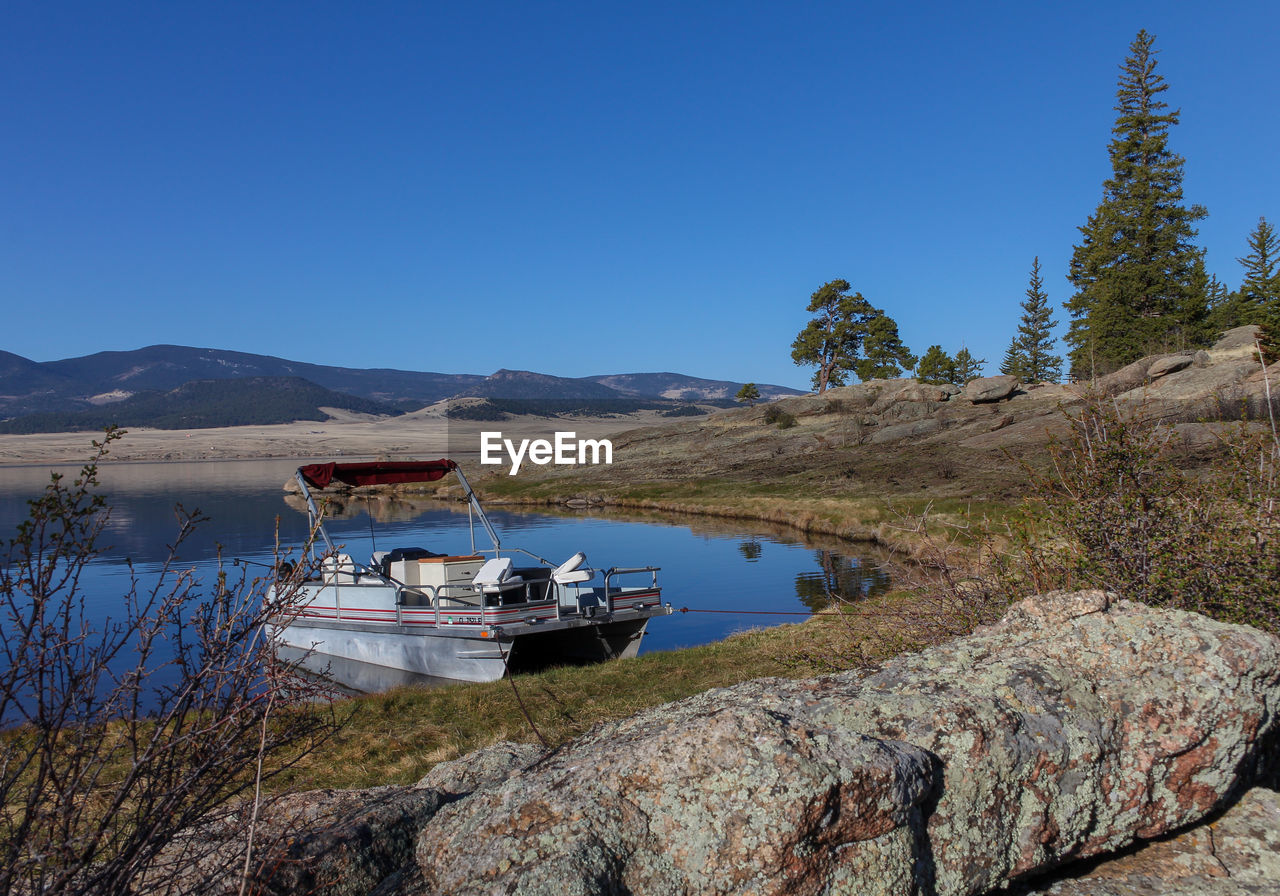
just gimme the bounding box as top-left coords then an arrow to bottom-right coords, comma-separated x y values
4,1 -> 1277,390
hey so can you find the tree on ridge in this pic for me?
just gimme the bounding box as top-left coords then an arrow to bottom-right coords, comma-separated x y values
1064,30 -> 1209,379
952,347 -> 986,383
1014,257 -> 1062,383
853,311 -> 917,381
791,280 -> 876,392
917,345 -> 957,385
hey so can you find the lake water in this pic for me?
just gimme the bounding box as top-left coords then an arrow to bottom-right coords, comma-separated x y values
0,459 -> 891,691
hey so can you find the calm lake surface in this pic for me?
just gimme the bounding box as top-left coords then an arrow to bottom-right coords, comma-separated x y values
0,459 -> 891,689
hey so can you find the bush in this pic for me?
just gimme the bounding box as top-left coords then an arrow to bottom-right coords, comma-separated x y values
0,429 -> 342,895
763,406 -> 797,429
1012,395 -> 1280,631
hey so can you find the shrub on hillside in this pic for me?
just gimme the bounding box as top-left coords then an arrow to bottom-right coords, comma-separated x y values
763,405 -> 797,430
1010,395 -> 1279,632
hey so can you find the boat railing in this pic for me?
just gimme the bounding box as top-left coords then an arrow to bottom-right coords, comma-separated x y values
602,566 -> 661,614
299,553 -> 657,629
501,546 -> 557,567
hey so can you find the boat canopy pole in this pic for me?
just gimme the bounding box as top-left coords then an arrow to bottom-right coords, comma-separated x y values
452,466 -> 501,553
294,470 -> 338,555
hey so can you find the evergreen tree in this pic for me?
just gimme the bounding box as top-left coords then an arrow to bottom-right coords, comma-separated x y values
1238,217 -> 1280,323
853,311 -> 917,381
1234,217 -> 1280,359
1064,30 -> 1209,379
735,383 -> 761,406
791,280 -> 876,393
1205,273 -> 1235,335
952,347 -> 986,383
916,345 -> 956,385
999,336 -> 1027,379
1015,257 -> 1062,382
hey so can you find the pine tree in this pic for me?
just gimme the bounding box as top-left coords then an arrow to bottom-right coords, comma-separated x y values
1205,274 -> 1235,335
1234,217 -> 1280,359
952,347 -> 986,383
735,383 -> 760,406
1015,257 -> 1062,382
1064,30 -> 1209,378
853,311 -> 917,381
1238,217 -> 1280,323
917,345 -> 956,385
999,336 -> 1027,379
791,280 -> 877,392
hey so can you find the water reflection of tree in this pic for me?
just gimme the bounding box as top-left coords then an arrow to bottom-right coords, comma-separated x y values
794,550 -> 891,612
737,539 -> 763,562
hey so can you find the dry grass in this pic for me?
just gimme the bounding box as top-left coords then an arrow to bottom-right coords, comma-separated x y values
269,592 -> 925,793
474,474 -> 1002,557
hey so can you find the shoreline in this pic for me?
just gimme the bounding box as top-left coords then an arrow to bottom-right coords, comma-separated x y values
0,408 -> 1005,559
0,410 -> 683,467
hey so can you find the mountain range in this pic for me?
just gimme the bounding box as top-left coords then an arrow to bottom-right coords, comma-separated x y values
0,345 -> 803,432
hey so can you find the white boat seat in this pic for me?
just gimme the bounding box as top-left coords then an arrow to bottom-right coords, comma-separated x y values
321,553 -> 358,584
473,557 -> 524,593
552,552 -> 592,585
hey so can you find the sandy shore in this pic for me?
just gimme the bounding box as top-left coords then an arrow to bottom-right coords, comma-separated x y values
0,408 -> 683,467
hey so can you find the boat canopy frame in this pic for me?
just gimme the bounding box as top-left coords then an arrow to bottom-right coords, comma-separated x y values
294,459 -> 500,557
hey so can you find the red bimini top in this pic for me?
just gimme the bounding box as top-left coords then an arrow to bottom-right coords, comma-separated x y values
298,459 -> 458,489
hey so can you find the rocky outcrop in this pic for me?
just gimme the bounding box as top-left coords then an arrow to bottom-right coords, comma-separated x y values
1207,325 -> 1265,363
412,740 -> 546,796
1020,787 -> 1280,895
410,591 -> 1280,896
965,374 -> 1021,403
1145,354 -> 1194,379
148,786 -> 445,896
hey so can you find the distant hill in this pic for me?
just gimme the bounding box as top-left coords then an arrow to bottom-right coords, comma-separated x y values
585,372 -> 803,402
0,350 -> 81,412
457,369 -> 628,401
0,377 -> 404,433
0,344 -> 805,430
40,345 -> 482,405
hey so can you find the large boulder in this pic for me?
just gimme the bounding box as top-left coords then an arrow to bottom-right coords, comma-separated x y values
964,374 -> 1021,403
1145,354 -> 1194,379
1207,325 -> 1263,363
870,381 -> 953,413
1116,359 -> 1259,405
412,592 -> 1280,896
869,417 -> 944,444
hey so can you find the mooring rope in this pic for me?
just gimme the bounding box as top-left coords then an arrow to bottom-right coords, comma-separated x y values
498,639 -> 549,748
676,607 -> 816,616
675,605 -> 890,620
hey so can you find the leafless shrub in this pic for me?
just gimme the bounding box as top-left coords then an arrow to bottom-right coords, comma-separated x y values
872,504 -> 1021,646
0,429 -> 343,896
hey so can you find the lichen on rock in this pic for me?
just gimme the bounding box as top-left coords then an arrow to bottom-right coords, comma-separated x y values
410,591 -> 1280,896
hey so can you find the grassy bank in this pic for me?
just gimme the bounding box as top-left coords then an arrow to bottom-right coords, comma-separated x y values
446,472 -> 1015,557
274,592 -> 927,793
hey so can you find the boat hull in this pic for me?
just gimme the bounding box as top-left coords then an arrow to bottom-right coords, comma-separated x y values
269,612 -> 659,684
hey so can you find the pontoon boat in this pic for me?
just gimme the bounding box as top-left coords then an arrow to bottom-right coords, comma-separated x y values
268,460 -> 671,683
